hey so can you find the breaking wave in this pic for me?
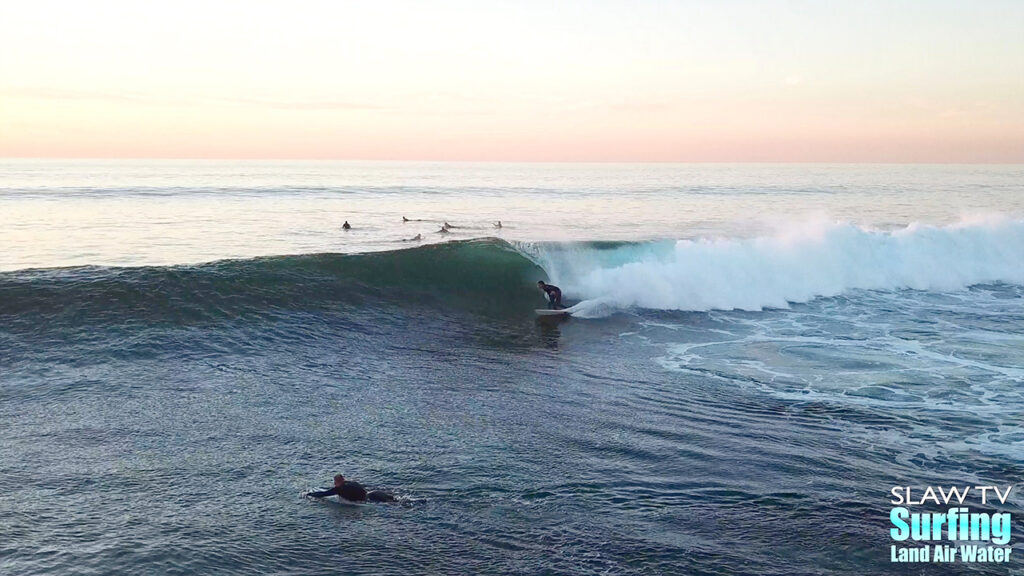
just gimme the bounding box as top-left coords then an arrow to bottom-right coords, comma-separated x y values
529,218 -> 1024,312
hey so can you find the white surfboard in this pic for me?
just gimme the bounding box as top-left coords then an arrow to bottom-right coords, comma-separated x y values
535,308 -> 571,316
329,497 -> 368,508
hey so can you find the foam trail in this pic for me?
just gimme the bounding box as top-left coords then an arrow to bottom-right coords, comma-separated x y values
540,219 -> 1024,313
564,297 -> 620,319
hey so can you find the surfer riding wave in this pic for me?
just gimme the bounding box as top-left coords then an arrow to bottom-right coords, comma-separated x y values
537,281 -> 564,309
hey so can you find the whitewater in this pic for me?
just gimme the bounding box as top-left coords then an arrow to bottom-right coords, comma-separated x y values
2,160 -> 1023,576
533,217 -> 1024,313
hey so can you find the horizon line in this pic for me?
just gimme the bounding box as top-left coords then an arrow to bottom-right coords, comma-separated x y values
4,156 -> 1023,166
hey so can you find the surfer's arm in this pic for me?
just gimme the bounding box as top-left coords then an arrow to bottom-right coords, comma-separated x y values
305,487 -> 339,498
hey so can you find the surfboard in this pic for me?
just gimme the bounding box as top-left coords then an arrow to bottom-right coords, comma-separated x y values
328,497 -> 368,508
535,308 -> 570,316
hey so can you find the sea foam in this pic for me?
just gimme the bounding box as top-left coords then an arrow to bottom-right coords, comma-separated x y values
537,218 -> 1024,312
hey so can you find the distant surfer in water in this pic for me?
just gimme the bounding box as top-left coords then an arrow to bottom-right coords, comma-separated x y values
537,281 -> 563,309
342,221 -> 351,230
494,221 -> 502,229
305,474 -> 395,503
403,233 -> 422,242
437,226 -> 450,234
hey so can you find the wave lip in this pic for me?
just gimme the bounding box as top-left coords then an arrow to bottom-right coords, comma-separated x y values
536,218 -> 1024,312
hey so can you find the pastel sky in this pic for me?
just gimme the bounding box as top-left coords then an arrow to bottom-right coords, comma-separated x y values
2,0 -> 1023,162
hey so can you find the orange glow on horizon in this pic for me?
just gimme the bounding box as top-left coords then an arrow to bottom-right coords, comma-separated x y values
2,1 -> 1022,162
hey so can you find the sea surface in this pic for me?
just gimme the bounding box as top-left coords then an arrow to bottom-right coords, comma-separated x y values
2,160 -> 1023,575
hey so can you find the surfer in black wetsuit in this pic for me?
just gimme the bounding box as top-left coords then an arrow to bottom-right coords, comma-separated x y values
305,474 -> 395,503
342,221 -> 351,230
537,281 -> 563,309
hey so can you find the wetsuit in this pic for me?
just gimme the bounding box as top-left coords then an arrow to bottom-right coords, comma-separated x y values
308,481 -> 395,503
542,284 -> 563,309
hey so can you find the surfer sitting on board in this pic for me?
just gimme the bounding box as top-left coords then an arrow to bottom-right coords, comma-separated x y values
305,474 -> 396,503
537,281 -> 564,309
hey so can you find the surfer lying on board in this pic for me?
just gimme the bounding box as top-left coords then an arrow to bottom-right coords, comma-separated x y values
537,281 -> 564,309
305,474 -> 396,503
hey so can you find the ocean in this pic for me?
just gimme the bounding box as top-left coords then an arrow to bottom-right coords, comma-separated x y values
1,160 -> 1022,575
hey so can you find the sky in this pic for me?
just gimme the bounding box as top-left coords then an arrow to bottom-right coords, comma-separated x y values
1,0 -> 1023,162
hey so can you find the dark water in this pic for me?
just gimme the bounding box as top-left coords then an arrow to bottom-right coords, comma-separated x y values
2,240 -> 1021,575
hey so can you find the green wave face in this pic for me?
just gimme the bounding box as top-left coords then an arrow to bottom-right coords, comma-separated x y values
0,239 -> 548,325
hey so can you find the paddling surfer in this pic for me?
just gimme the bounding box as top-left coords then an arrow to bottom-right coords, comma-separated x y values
305,474 -> 395,503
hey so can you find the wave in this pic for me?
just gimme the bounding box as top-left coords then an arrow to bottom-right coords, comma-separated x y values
6,219 -> 1023,328
530,217 -> 1024,312
0,239 -> 545,326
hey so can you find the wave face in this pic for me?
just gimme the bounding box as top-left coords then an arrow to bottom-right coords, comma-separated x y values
0,239 -> 545,327
532,218 -> 1024,312
7,219 -> 1024,328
